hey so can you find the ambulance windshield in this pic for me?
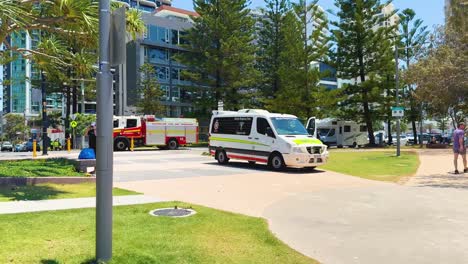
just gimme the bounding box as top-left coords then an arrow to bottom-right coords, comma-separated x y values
271,118 -> 308,135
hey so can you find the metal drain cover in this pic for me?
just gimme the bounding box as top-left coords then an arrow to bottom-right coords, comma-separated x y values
149,208 -> 196,218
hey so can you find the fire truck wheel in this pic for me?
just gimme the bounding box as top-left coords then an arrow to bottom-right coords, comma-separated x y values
114,138 -> 129,151
168,139 -> 179,150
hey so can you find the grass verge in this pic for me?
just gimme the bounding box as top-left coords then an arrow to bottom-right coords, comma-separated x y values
0,158 -> 84,177
0,183 -> 140,202
0,202 -> 317,264
321,150 -> 419,182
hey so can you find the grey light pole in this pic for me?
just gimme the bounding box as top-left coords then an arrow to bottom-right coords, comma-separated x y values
395,41 -> 401,157
41,71 -> 48,155
96,0 -> 114,261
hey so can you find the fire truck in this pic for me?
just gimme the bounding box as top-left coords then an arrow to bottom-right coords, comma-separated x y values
112,115 -> 199,151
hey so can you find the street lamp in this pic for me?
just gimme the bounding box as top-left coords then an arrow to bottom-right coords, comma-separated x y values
41,70 -> 48,155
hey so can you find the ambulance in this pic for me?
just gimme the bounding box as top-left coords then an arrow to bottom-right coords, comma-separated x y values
208,109 -> 328,170
113,115 -> 199,151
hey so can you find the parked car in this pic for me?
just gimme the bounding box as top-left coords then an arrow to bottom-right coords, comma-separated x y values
407,133 -> 431,145
1,141 -> 13,151
14,143 -> 26,152
25,140 -> 41,152
1,141 -> 14,152
386,134 -> 409,146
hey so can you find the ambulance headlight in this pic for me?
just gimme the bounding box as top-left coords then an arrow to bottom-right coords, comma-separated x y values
292,147 -> 305,153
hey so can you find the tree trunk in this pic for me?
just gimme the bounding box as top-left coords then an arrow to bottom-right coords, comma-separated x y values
412,120 -> 418,145
387,119 -> 392,145
386,77 -> 392,144
358,48 -> 375,145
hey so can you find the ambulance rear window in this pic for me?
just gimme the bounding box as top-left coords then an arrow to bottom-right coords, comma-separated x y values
211,117 -> 252,135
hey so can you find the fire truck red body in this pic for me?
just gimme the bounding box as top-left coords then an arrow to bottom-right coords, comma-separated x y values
112,115 -> 199,151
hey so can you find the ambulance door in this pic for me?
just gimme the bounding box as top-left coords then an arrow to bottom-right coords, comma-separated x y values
306,117 -> 316,137
250,117 -> 274,161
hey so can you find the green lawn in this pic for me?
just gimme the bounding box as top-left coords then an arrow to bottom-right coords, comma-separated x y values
0,183 -> 140,202
0,158 -> 85,177
321,150 -> 419,182
0,202 -> 317,264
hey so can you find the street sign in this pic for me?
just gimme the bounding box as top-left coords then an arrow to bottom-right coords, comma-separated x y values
71,121 -> 78,128
71,114 -> 77,120
391,106 -> 405,117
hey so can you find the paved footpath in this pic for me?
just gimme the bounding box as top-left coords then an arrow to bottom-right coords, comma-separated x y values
116,149 -> 468,264
0,195 -> 164,215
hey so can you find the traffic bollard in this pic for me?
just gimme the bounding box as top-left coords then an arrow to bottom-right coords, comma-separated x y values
67,138 -> 71,153
33,140 -> 37,158
131,137 -> 134,151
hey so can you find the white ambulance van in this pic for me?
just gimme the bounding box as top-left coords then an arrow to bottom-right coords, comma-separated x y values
208,109 -> 328,170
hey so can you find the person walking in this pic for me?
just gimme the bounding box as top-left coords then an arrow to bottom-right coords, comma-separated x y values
85,122 -> 97,153
452,122 -> 467,174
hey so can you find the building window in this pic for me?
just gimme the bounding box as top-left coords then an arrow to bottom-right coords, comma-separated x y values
148,47 -> 168,63
160,85 -> 170,100
171,68 -> 179,81
155,66 -> 169,81
171,86 -> 180,99
149,25 -> 158,41
179,31 -> 189,45
158,27 -> 168,43
171,29 -> 178,45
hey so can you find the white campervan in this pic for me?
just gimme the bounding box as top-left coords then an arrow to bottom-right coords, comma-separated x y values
306,118 -> 368,148
208,109 -> 328,170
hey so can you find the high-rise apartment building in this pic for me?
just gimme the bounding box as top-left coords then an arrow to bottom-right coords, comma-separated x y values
3,31 -> 64,117
125,5 -> 198,117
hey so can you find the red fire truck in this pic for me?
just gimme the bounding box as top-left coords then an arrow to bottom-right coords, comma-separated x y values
112,115 -> 199,151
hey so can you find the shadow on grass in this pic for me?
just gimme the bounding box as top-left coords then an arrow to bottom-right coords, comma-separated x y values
41,260 -> 60,264
41,259 -> 99,264
0,185 -> 70,201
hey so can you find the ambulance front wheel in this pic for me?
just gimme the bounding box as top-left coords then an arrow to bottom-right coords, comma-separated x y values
168,139 -> 179,150
269,153 -> 285,171
216,150 -> 229,164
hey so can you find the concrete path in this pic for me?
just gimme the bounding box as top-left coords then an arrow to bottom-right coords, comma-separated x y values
116,168 -> 385,217
264,184 -> 468,264
0,195 -> 165,215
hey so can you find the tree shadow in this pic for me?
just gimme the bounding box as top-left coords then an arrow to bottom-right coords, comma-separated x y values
0,185 -> 70,201
41,260 -> 60,264
40,259 -> 100,264
412,174 -> 468,189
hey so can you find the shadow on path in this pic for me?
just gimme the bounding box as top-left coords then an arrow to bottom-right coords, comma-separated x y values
409,174 -> 468,189
204,161 -> 326,175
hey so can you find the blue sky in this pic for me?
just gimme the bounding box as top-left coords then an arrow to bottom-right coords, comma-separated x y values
174,0 -> 445,30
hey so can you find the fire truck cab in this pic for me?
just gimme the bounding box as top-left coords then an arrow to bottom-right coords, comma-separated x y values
113,115 -> 199,151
